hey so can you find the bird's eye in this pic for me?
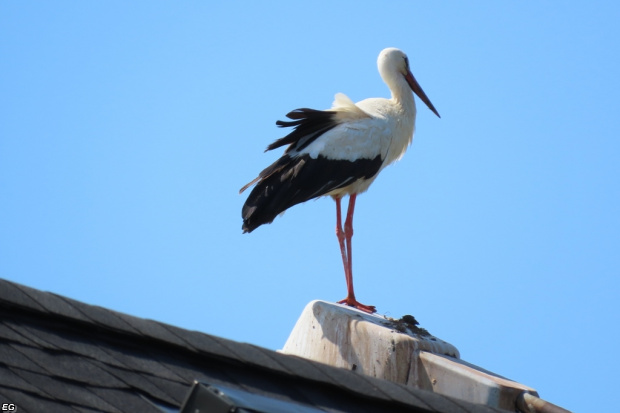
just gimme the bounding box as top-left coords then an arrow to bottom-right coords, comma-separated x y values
404,56 -> 409,68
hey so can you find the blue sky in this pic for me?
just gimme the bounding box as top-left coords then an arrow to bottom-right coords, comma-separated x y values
1,2 -> 619,411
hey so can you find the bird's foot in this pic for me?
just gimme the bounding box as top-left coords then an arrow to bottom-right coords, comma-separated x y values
337,297 -> 377,314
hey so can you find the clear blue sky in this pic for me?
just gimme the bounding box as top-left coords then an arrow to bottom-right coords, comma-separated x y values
2,2 -> 619,411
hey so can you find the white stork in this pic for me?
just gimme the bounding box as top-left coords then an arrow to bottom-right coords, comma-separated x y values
240,48 -> 440,313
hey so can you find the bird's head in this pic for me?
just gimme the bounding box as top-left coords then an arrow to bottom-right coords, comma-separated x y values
378,48 -> 440,118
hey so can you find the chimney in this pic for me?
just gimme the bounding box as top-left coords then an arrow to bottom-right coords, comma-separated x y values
281,301 -> 570,413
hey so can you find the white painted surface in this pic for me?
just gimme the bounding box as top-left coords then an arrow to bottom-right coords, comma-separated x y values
281,300 -> 458,383
418,352 -> 537,410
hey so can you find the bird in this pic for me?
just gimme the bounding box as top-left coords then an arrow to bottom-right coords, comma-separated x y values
240,48 -> 440,313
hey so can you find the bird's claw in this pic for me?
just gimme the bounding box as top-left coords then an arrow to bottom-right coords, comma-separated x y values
338,297 -> 377,314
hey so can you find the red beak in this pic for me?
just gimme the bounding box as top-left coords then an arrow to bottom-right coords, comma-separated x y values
405,71 -> 440,118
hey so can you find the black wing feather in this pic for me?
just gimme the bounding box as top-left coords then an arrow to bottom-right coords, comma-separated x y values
266,108 -> 340,153
241,154 -> 382,233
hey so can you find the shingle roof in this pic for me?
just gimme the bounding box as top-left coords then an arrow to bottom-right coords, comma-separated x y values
0,279 -> 513,413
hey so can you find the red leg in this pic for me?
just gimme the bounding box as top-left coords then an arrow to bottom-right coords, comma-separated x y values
336,194 -> 376,313
344,194 -> 355,286
334,197 -> 349,288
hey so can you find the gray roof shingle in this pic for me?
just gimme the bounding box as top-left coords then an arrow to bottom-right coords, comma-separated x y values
0,279 -> 514,413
